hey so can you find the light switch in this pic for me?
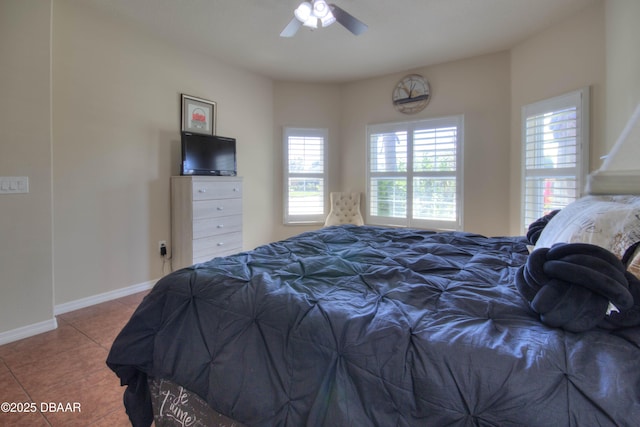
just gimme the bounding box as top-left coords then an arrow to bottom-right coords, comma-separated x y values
0,176 -> 29,194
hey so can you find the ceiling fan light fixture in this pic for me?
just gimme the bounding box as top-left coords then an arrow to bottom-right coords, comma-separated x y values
313,0 -> 330,18
320,11 -> 336,27
281,0 -> 367,37
294,2 -> 312,22
303,16 -> 318,28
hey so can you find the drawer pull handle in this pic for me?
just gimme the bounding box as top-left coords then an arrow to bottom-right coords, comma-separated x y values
233,188 -> 239,192
217,206 -> 224,211
199,189 -> 206,193
217,242 -> 224,246
217,224 -> 224,228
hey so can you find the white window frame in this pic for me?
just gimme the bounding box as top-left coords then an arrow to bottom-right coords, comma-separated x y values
521,87 -> 590,232
366,115 -> 464,230
283,127 -> 328,225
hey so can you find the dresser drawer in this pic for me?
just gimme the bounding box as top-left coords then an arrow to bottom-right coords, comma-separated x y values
172,176 -> 243,270
193,232 -> 242,261
193,198 -> 242,220
193,215 -> 242,238
192,180 -> 242,201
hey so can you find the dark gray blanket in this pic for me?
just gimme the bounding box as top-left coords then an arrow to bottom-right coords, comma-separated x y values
107,225 -> 640,426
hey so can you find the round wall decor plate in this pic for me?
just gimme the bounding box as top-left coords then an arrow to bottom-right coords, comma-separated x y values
392,74 -> 431,114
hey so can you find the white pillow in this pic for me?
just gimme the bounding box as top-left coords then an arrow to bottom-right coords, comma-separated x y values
535,195 -> 640,270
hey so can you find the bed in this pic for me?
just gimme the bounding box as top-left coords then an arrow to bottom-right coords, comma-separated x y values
107,195 -> 640,427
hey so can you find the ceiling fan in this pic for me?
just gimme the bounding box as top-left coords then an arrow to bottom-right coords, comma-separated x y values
280,0 -> 368,37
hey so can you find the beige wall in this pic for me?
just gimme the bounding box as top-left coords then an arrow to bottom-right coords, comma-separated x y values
274,51 -> 514,238
0,0 -> 55,339
0,0 -> 622,341
340,52 -> 512,236
509,1 -> 606,234
51,0 -> 274,305
602,0 -> 640,169
272,82 -> 343,241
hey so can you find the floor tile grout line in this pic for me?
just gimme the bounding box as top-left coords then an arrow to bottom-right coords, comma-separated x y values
0,291 -> 148,426
60,315 -> 115,352
3,358 -> 55,426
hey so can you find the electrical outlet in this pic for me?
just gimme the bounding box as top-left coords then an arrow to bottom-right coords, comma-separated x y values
159,240 -> 167,255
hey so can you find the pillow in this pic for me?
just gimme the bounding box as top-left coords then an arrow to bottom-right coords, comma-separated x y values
515,242 -> 639,332
626,244 -> 640,279
526,209 -> 560,245
535,195 -> 640,277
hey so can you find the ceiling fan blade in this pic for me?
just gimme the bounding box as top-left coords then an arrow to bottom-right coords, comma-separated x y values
330,4 -> 368,35
280,17 -> 302,37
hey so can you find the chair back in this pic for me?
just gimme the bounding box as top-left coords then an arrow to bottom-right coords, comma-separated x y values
324,192 -> 364,226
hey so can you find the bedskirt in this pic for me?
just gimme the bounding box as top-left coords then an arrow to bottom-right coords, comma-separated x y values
149,377 -> 245,427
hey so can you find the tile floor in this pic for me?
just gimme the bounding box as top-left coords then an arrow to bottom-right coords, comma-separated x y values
0,291 -> 149,426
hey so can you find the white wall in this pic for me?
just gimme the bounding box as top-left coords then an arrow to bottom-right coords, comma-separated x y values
509,1 -> 606,233
51,0 -> 275,305
0,0 -> 56,341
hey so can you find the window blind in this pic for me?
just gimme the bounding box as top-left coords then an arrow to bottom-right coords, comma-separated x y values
413,126 -> 457,221
284,128 -> 327,223
367,116 -> 463,230
521,89 -> 589,231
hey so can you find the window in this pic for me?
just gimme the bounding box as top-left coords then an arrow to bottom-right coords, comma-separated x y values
521,88 -> 589,232
283,127 -> 328,224
367,116 -> 464,230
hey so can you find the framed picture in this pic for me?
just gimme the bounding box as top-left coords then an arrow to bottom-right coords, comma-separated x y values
181,94 -> 216,135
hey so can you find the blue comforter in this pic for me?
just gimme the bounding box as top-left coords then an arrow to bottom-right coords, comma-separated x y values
107,225 -> 640,426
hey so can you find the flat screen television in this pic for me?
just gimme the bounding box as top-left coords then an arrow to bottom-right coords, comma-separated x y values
181,132 -> 237,176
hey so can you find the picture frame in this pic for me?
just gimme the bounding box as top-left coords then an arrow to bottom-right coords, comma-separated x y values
181,94 -> 216,135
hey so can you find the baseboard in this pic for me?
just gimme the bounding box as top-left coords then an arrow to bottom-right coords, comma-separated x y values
0,318 -> 58,346
0,280 -> 158,346
54,279 -> 157,315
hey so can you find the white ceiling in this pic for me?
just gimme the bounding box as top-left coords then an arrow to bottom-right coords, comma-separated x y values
82,0 -> 598,83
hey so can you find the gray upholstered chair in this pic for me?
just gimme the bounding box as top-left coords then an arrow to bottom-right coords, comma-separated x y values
324,192 -> 364,227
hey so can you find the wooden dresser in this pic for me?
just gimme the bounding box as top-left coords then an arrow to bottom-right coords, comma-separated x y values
171,176 -> 243,269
